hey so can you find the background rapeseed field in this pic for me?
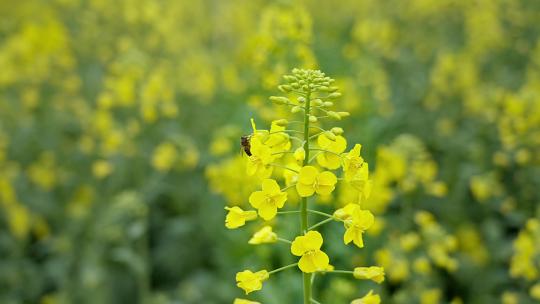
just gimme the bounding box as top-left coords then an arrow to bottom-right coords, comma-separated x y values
0,0 -> 539,303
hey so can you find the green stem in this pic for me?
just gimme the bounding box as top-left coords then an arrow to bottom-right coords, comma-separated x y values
277,237 -> 292,244
301,89 -> 312,304
308,218 -> 334,230
277,210 -> 300,215
269,163 -> 299,173
268,263 -> 298,275
280,184 -> 297,192
321,270 -> 354,275
307,209 -> 337,219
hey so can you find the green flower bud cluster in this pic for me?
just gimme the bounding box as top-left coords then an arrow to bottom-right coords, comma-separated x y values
270,69 -> 350,122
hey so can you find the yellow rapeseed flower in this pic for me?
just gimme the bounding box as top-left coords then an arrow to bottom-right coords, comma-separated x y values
316,134 -> 346,169
152,142 -> 177,172
291,231 -> 330,273
249,226 -> 278,244
351,290 -> 381,304
343,206 -> 375,248
353,266 -> 385,283
233,299 -> 261,304
236,270 -> 269,294
249,179 -> 287,220
343,144 -> 364,181
224,207 -> 257,229
296,166 -> 337,197
246,137 -> 274,178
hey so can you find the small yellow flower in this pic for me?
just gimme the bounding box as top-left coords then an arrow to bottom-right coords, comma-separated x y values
316,134 -> 346,169
333,203 -> 359,220
92,160 -> 113,178
530,283 -> 540,300
246,137 -> 274,178
343,144 -> 364,181
350,163 -> 371,198
351,290 -> 381,304
353,266 -> 385,283
225,207 -> 257,229
343,206 -> 375,248
249,179 -> 288,220
291,231 -> 330,273
296,166 -> 337,197
152,142 -> 177,172
236,270 -> 269,294
249,226 -> 278,244
233,299 -> 261,304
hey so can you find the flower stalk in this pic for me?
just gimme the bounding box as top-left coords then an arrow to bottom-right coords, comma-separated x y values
301,88 -> 313,304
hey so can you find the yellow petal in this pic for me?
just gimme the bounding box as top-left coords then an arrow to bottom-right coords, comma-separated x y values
298,254 -> 317,273
258,203 -> 277,221
344,226 -> 355,245
318,171 -> 337,186
291,235 -> 308,256
350,144 -> 361,158
316,184 -> 335,196
354,209 -> 375,230
298,166 -> 318,184
262,179 -> 280,194
296,183 -> 315,197
312,250 -> 330,270
248,191 -> 265,208
304,230 -> 324,251
274,192 -> 288,208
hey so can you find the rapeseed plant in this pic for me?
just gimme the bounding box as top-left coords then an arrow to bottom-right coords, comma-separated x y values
224,69 -> 383,303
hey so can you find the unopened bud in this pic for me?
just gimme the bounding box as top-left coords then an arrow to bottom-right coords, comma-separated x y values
328,92 -> 342,99
291,106 -> 303,113
328,111 -> 341,120
309,115 -> 318,123
323,101 -> 334,107
283,75 -> 296,82
278,85 -> 292,93
324,131 -> 336,141
269,96 -> 289,104
313,99 -> 323,106
318,86 -> 329,92
331,127 -> 344,135
274,119 -> 288,127
294,147 -> 305,162
338,111 -> 350,118
328,86 -> 339,92
297,97 -> 306,103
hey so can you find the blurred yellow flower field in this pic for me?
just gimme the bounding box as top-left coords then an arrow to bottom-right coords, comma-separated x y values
0,0 -> 539,303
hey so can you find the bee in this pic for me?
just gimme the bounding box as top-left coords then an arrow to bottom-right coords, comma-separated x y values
241,135 -> 252,156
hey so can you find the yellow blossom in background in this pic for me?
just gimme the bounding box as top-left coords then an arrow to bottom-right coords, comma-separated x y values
421,288 -> 442,304
248,179 -> 287,220
530,283 -> 540,300
501,291 -> 519,304
151,142 -> 177,172
291,231 -> 330,273
92,160 -> 113,178
249,226 -> 277,244
225,207 -> 257,229
296,166 -> 337,197
236,270 -> 269,294
353,266 -> 385,284
351,290 -> 381,304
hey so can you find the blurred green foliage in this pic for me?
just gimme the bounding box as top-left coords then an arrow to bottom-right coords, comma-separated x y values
0,0 -> 539,303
